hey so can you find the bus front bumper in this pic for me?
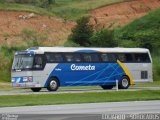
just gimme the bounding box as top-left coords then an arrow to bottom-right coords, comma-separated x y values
11,77 -> 41,88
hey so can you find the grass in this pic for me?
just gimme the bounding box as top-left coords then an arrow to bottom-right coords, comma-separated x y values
61,81 -> 160,89
133,81 -> 160,87
115,8 -> 160,49
153,54 -> 160,81
0,90 -> 159,107
0,82 -> 11,90
49,0 -> 128,20
0,0 -> 128,20
0,3 -> 54,16
0,81 -> 160,91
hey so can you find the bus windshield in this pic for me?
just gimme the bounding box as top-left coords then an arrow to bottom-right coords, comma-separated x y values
12,55 -> 34,70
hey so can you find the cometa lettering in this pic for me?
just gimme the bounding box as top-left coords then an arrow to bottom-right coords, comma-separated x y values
71,64 -> 95,71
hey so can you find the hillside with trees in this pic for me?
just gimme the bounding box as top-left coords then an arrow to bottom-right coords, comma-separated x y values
0,0 -> 160,82
67,9 -> 160,81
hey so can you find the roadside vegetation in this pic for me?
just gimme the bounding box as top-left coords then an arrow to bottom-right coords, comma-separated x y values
0,3 -> 53,16
66,9 -> 160,82
0,0 -> 128,20
47,0 -> 128,20
0,90 -> 159,107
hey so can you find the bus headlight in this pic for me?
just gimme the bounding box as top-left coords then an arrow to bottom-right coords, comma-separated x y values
11,78 -> 15,82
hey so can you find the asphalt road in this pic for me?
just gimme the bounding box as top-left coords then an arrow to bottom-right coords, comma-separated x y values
0,101 -> 160,120
0,87 -> 160,95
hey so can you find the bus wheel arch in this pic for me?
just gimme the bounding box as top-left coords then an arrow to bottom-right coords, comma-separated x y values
118,75 -> 130,89
47,76 -> 60,91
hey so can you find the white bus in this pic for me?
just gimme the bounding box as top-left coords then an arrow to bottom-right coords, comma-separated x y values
11,47 -> 152,92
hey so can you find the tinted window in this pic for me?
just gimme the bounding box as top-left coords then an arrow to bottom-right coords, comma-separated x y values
134,53 -> 150,63
117,54 -> 126,62
101,53 -> 116,62
101,53 -> 110,62
108,54 -> 116,62
45,53 -> 63,63
65,54 -> 81,62
83,54 -> 100,62
33,55 -> 45,69
125,53 -> 134,62
117,53 -> 135,62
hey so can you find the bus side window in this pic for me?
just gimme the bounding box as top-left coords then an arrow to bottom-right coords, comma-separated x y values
64,53 -> 81,62
117,54 -> 126,62
125,53 -> 134,62
101,53 -> 109,62
108,54 -> 116,62
33,55 -> 45,69
46,53 -> 64,63
134,53 -> 150,63
83,54 -> 100,62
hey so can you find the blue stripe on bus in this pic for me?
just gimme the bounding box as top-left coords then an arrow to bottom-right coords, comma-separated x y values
44,63 -> 125,87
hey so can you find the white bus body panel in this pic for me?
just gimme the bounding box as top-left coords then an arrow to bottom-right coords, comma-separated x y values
32,64 -> 57,87
125,63 -> 153,83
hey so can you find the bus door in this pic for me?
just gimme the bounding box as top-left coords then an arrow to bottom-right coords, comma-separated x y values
32,54 -> 47,87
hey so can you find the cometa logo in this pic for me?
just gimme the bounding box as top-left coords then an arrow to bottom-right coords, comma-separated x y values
71,64 -> 96,71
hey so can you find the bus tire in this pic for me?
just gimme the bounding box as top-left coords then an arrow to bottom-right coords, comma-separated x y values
31,88 -> 41,92
47,77 -> 59,91
118,76 -> 130,89
101,85 -> 113,90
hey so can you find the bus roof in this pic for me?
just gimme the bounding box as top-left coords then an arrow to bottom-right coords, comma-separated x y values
26,47 -> 150,54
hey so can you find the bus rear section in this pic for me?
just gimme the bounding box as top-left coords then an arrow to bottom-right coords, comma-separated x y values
116,52 -> 152,84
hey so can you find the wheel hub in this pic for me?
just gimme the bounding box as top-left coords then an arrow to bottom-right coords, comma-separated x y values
122,78 -> 129,87
50,80 -> 57,89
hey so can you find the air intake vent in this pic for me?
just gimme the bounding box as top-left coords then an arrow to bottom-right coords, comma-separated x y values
141,71 -> 148,79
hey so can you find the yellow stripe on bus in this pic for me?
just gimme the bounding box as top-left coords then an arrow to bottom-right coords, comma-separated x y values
117,60 -> 134,85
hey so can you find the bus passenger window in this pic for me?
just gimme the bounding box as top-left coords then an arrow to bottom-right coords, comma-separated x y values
117,54 -> 126,62
65,55 -> 73,62
134,53 -> 150,63
125,54 -> 134,62
74,55 -> 81,62
65,54 -> 81,62
108,54 -> 116,62
101,54 -> 109,62
34,55 -> 43,69
45,53 -> 64,63
83,54 -> 100,62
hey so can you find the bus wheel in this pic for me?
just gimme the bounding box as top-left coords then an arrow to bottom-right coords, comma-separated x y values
31,88 -> 41,92
118,76 -> 130,89
101,85 -> 113,90
47,78 -> 59,91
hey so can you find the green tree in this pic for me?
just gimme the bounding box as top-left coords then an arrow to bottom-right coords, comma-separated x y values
90,29 -> 117,47
69,16 -> 93,46
48,0 -> 55,4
